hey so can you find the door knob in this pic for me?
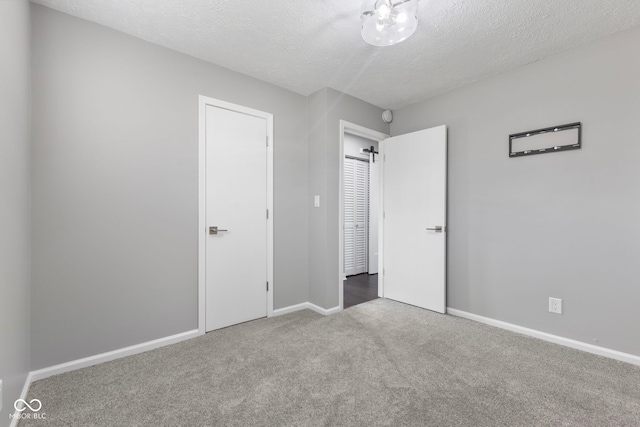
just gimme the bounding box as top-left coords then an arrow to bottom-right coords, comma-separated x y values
209,226 -> 228,235
426,226 -> 443,232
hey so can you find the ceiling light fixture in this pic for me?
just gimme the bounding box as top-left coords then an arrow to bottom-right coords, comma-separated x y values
361,0 -> 419,47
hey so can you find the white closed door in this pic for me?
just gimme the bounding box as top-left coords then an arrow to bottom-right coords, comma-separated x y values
383,125 -> 447,313
205,105 -> 268,331
344,157 -> 369,276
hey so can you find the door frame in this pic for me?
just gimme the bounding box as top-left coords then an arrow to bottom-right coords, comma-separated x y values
338,121 -> 388,310
198,95 -> 274,335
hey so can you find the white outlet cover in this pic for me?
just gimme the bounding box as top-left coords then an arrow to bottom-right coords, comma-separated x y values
314,195 -> 320,208
549,297 -> 563,314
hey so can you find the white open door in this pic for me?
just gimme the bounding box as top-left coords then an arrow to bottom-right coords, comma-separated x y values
382,125 -> 447,313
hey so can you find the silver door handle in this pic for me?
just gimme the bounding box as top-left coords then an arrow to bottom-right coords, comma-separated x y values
209,226 -> 228,235
426,226 -> 443,232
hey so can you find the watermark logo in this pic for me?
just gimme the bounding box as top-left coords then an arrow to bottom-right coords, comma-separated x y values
14,399 -> 42,412
10,399 -> 47,421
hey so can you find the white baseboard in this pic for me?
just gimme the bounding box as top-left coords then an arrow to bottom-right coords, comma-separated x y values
29,329 -> 200,383
10,329 -> 199,425
272,302 -> 311,317
273,302 -> 342,317
447,308 -> 640,367
308,303 -> 341,316
20,302 -> 343,404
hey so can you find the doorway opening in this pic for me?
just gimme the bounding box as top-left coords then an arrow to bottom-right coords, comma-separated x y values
339,122 -> 448,314
339,121 -> 388,310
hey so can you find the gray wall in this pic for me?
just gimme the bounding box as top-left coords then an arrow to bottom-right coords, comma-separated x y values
392,26 -> 640,356
31,4 -> 308,369
308,90 -> 329,307
0,0 -> 31,423
308,88 -> 389,309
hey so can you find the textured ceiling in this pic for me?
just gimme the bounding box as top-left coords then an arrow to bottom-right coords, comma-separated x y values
32,0 -> 640,109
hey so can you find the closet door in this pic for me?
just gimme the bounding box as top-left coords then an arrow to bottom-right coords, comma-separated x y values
345,159 -> 356,276
344,157 -> 369,276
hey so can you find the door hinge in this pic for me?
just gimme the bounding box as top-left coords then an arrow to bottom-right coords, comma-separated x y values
266,136 -> 269,147
383,211 -> 386,219
266,281 -> 269,291
266,209 -> 269,219
383,269 -> 385,276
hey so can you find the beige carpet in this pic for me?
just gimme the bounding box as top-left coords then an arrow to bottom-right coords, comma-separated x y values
20,299 -> 640,426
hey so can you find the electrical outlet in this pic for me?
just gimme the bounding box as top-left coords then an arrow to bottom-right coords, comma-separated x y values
549,297 -> 563,314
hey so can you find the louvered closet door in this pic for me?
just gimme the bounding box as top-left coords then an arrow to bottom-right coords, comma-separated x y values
344,158 -> 369,276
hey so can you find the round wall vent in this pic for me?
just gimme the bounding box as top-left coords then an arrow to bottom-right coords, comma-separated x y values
382,110 -> 393,123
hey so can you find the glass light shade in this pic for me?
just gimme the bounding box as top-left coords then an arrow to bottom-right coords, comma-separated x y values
361,0 -> 419,47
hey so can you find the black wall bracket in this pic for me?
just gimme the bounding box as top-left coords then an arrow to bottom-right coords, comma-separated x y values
509,122 -> 581,158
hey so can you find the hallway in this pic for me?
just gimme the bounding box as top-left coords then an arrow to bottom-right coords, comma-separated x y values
344,273 -> 378,309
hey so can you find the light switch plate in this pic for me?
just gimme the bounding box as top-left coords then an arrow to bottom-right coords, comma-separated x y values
314,195 -> 320,208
